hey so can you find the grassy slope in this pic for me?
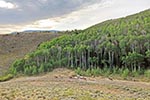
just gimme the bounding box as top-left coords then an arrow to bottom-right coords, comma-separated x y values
0,32 -> 61,75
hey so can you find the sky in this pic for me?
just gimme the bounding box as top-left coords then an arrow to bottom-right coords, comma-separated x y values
0,0 -> 150,34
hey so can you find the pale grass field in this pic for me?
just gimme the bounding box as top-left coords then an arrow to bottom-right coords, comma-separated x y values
0,68 -> 150,100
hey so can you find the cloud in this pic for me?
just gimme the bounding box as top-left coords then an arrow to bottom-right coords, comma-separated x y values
0,24 -> 24,34
24,0 -> 150,31
16,0 -> 111,31
0,0 -> 17,9
0,0 -> 102,24
21,19 -> 58,30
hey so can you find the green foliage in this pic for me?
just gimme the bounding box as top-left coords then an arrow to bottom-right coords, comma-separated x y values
10,67 -> 17,75
24,66 -> 32,75
122,68 -> 130,78
112,67 -> 119,74
85,69 -> 91,76
75,67 -> 147,79
144,69 -> 150,78
32,65 -> 38,75
91,68 -> 101,76
24,66 -> 29,75
75,67 -> 81,75
10,59 -> 25,74
0,74 -> 13,82
131,68 -> 140,77
102,67 -> 112,76
122,52 -> 144,71
38,64 -> 45,73
75,68 -> 86,76
146,50 -> 150,57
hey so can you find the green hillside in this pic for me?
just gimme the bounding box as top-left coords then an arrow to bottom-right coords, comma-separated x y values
10,9 -> 150,77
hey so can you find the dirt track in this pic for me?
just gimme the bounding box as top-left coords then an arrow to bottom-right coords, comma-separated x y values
0,68 -> 150,100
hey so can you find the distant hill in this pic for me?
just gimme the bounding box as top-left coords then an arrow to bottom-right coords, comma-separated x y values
22,30 -> 60,33
0,32 -> 61,75
11,30 -> 60,34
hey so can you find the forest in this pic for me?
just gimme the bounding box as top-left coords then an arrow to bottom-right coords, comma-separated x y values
10,9 -> 150,78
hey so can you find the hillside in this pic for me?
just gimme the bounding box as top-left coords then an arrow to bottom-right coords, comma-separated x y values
0,32 -> 61,75
9,9 -> 150,77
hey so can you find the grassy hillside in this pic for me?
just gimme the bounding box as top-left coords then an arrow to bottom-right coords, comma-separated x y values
0,32 -> 61,75
10,9 -> 150,78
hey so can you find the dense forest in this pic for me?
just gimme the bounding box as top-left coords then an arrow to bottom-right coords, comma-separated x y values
10,9 -> 150,77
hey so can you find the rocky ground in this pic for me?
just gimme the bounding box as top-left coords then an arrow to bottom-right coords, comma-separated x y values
0,68 -> 150,100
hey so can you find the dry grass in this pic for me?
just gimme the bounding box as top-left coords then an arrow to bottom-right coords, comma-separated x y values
0,68 -> 150,100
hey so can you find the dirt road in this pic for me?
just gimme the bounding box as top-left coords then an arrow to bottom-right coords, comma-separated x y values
0,68 -> 150,100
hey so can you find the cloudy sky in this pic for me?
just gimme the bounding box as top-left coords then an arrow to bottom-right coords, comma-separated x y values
0,0 -> 150,34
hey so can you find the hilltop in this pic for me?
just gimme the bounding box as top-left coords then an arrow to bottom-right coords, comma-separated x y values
0,32 -> 61,75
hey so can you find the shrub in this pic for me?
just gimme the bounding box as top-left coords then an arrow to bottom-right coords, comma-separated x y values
75,67 -> 82,75
32,65 -> 38,75
112,67 -> 119,75
10,67 -> 17,75
11,59 -> 25,73
144,69 -> 150,78
103,67 -> 112,76
24,66 -> 29,75
122,68 -> 130,78
85,69 -> 91,76
132,69 -> 140,77
91,68 -> 101,76
0,74 -> 13,82
38,64 -> 45,73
